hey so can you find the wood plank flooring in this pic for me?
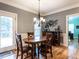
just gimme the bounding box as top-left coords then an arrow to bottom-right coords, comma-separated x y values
0,46 -> 68,59
52,46 -> 67,59
1,44 -> 79,59
68,40 -> 79,59
1,40 -> 79,59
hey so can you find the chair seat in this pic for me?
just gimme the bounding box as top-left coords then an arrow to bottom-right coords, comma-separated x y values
39,44 -> 50,50
39,39 -> 53,58
22,45 -> 32,52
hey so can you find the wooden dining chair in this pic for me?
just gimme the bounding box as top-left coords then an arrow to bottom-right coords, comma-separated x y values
40,32 -> 53,59
27,32 -> 34,39
16,34 -> 32,59
46,33 -> 53,57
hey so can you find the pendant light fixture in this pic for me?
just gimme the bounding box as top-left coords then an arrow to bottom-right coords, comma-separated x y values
33,0 -> 45,25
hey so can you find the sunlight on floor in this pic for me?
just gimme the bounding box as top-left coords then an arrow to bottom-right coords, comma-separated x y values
68,39 -> 79,59
2,55 -> 15,59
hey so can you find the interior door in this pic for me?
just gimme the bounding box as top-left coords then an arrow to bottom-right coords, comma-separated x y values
0,10 -> 17,53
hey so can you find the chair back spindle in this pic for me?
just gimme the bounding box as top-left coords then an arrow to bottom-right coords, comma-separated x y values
16,35 -> 23,52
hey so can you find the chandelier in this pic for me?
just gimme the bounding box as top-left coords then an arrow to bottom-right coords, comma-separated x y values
33,0 -> 45,24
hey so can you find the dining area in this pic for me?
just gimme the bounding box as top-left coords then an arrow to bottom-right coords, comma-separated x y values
16,32 -> 53,59
14,28 -> 68,59
0,0 -> 79,59
0,6 -> 68,59
0,7 -> 68,59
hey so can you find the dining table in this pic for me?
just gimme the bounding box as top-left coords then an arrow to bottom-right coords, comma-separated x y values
23,36 -> 48,59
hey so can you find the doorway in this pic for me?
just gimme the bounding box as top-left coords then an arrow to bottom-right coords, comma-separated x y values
0,10 -> 17,53
66,13 -> 79,59
66,14 -> 79,46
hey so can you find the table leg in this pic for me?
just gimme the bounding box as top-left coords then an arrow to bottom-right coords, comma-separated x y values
31,44 -> 35,59
34,44 -> 36,56
31,43 -> 40,59
37,44 -> 39,59
45,43 -> 47,59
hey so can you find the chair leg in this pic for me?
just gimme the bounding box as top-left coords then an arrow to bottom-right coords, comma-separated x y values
45,52 -> 47,59
45,46 -> 47,59
21,52 -> 23,59
27,52 -> 28,56
16,50 -> 19,59
31,49 -> 33,59
31,44 -> 35,59
37,44 -> 39,59
50,46 -> 53,57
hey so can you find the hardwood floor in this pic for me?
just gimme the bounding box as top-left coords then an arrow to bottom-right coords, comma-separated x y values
1,44 -> 79,59
0,46 -> 68,59
68,40 -> 79,59
52,46 -> 67,59
1,40 -> 79,59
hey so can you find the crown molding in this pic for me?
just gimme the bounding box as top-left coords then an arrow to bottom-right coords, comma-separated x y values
0,0 -> 79,16
0,0 -> 38,14
44,3 -> 79,16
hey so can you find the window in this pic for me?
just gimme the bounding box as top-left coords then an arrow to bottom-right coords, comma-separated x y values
0,16 -> 13,48
34,19 -> 41,40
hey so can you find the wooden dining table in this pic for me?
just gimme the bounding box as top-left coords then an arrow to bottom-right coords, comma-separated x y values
23,36 -> 48,59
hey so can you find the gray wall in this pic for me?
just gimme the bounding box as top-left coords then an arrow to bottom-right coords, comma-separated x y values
1,2 -> 79,33
0,2 -> 37,33
45,7 -> 79,33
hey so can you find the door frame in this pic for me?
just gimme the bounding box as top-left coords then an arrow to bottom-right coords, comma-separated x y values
0,10 -> 17,53
66,13 -> 79,47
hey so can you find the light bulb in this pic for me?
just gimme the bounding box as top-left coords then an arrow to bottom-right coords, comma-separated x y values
43,19 -> 45,22
40,17 -> 45,22
33,17 -> 37,22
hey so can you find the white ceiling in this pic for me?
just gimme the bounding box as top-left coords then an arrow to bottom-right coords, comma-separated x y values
0,0 -> 79,16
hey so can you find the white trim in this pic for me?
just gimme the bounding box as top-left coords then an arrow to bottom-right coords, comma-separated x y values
44,3 -> 79,16
0,0 -> 38,14
0,10 -> 17,53
66,13 -> 79,17
66,13 -> 79,47
66,16 -> 69,47
0,10 -> 18,32
0,10 -> 17,18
